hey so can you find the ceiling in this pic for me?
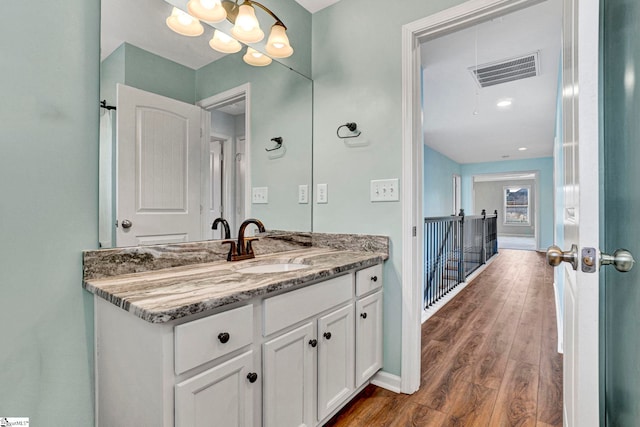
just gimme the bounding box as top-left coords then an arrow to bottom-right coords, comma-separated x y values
101,0 -> 340,69
421,0 -> 562,164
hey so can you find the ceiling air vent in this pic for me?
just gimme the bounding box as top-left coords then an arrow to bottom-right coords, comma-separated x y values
469,51 -> 540,88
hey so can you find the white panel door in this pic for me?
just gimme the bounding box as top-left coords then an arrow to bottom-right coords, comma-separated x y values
116,84 -> 202,247
317,304 -> 354,421
355,291 -> 383,387
175,351 -> 255,427
263,322 -> 315,427
553,0 -> 600,424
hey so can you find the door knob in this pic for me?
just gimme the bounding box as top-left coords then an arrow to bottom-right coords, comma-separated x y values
601,249 -> 635,272
546,244 -> 578,270
121,219 -> 132,229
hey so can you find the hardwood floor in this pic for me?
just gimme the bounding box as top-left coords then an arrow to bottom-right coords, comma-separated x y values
324,249 -> 563,427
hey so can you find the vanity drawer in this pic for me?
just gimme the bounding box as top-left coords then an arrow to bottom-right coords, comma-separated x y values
175,304 -> 253,375
355,264 -> 383,297
263,274 -> 353,336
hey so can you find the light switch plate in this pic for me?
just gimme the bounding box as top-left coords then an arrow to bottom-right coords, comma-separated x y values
298,185 -> 309,204
317,183 -> 328,203
252,187 -> 268,204
370,179 -> 399,202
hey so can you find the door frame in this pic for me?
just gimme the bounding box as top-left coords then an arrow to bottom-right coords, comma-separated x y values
401,0 -> 556,394
198,83 -> 252,224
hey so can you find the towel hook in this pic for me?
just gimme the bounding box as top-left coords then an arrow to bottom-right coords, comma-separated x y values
337,122 -> 361,139
266,137 -> 283,152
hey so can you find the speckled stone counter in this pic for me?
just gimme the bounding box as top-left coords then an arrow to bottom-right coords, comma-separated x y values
84,247 -> 387,324
83,231 -> 388,280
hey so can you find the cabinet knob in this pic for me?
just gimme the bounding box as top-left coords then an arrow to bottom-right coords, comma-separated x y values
309,339 -> 318,348
360,312 -> 368,319
323,332 -> 332,340
246,372 -> 258,383
217,332 -> 230,344
370,276 -> 378,282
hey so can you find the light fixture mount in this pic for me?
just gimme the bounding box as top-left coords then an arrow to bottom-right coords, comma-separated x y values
221,0 -> 287,30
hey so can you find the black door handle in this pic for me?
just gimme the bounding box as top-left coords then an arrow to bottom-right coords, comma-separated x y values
247,372 -> 258,383
309,339 -> 317,348
323,332 -> 332,340
218,332 -> 230,343
360,312 -> 367,319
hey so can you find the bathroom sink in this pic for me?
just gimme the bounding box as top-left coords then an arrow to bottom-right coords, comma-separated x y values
236,263 -> 310,274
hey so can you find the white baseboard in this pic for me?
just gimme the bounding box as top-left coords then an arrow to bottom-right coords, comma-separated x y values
421,255 -> 497,324
371,371 -> 402,394
553,281 -> 564,354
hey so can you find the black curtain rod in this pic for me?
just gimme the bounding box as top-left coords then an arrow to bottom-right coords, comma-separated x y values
100,100 -> 116,111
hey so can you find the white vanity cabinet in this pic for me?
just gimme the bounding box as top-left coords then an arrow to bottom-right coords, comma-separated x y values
94,261 -> 383,427
175,350 -> 255,427
263,322 -> 316,427
354,264 -> 384,388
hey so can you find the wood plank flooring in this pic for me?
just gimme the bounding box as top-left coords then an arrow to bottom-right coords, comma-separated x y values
324,249 -> 563,427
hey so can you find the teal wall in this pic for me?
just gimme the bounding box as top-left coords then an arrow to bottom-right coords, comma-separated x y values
460,157 -> 555,249
424,145 -> 461,217
101,43 -> 196,104
0,0 -> 99,424
312,0 -> 465,376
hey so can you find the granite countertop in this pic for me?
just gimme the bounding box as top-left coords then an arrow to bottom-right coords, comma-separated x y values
84,248 -> 387,324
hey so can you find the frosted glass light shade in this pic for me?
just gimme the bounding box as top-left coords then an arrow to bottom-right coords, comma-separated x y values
166,7 -> 204,36
243,47 -> 272,66
187,0 -> 226,23
209,30 -> 242,53
265,23 -> 293,58
231,4 -> 264,43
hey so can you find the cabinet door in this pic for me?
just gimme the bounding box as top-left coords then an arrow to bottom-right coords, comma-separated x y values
355,291 -> 383,387
175,351 -> 255,427
263,322 -> 315,427
317,304 -> 354,421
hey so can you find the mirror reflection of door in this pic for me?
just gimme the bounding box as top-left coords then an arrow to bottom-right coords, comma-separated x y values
115,84 -> 202,247
205,94 -> 248,239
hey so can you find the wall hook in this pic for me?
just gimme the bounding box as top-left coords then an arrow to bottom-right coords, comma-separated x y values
266,137 -> 283,152
337,122 -> 361,139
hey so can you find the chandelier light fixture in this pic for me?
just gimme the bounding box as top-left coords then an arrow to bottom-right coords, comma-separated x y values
166,0 -> 294,67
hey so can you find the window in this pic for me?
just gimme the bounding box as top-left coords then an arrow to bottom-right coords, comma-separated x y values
504,186 -> 530,225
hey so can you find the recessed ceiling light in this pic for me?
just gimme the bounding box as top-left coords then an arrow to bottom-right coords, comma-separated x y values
518,147 -> 528,151
497,98 -> 513,108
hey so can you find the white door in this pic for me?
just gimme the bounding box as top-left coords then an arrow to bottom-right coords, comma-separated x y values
317,304 -> 354,421
116,84 -> 202,247
175,351 -> 255,427
263,322 -> 315,427
355,291 -> 383,387
203,138 -> 224,240
548,0 -> 600,424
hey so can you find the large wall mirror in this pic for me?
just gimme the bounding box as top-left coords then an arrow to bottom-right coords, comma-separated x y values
100,0 -> 312,248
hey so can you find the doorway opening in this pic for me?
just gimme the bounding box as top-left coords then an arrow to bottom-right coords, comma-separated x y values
198,84 -> 251,238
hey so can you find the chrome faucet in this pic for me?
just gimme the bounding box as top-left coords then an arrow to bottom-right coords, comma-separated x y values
211,217 -> 231,239
222,218 -> 266,261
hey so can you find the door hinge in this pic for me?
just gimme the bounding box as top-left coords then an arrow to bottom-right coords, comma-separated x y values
412,226 -> 417,237
200,128 -> 203,137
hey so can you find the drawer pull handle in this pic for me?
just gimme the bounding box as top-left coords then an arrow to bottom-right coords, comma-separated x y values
323,332 -> 332,340
371,276 -> 378,282
360,312 -> 368,319
309,339 -> 318,348
218,332 -> 230,344
247,372 -> 258,383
